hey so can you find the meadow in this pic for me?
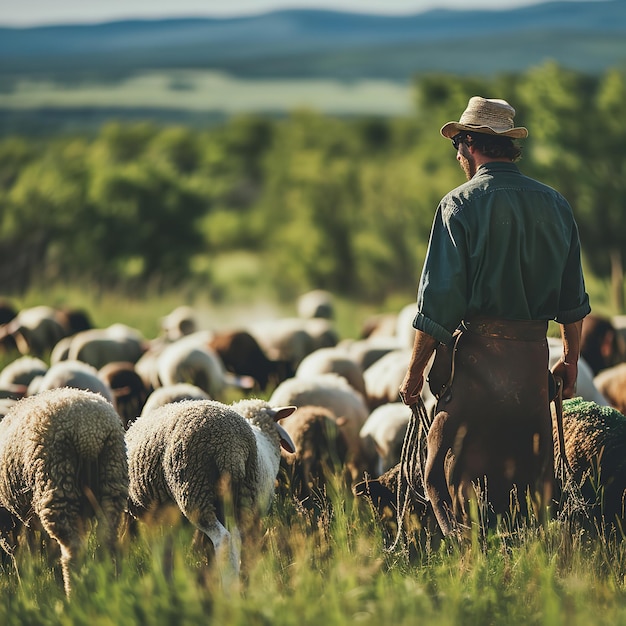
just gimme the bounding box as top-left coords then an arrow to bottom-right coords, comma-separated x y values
2,283 -> 626,625
3,466 -> 626,625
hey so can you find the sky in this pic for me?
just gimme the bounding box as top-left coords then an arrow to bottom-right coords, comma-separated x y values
1,0 -> 561,27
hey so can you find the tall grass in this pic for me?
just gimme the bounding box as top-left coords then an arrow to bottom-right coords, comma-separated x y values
3,479 -> 626,625
2,278 -> 626,623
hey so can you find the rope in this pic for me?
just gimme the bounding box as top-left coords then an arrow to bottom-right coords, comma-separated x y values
386,396 -> 430,552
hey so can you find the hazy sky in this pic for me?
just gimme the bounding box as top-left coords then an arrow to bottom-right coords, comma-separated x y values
1,0 -> 564,27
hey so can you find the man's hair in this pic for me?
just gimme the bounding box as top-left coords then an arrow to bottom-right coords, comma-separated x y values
464,132 -> 522,161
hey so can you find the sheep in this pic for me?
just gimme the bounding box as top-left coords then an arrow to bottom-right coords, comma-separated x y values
32,360 -> 117,409
296,289 -> 335,320
362,348 -> 411,410
395,302 -> 419,350
98,361 -> 150,428
140,382 -> 211,417
63,325 -> 148,370
278,405 -> 348,509
125,398 -> 296,581
555,398 -> 626,529
0,398 -> 18,419
160,305 -> 198,341
593,363 -> 626,416
337,336 -> 403,371
295,346 -> 367,397
269,373 -> 377,483
0,299 -> 17,325
359,312 -> 398,340
50,335 -> 73,364
154,334 -> 232,399
580,313 -> 622,375
248,317 -> 338,372
208,329 -> 293,392
0,355 -> 48,393
0,388 -> 129,596
360,402 -> 412,476
353,463 -> 438,552
0,305 -> 69,357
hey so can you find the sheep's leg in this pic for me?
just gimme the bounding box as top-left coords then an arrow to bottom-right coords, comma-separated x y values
195,519 -> 241,586
96,436 -> 130,552
424,410 -> 457,536
39,511 -> 83,598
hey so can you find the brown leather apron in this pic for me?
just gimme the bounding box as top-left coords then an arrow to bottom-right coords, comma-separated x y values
426,316 -> 554,527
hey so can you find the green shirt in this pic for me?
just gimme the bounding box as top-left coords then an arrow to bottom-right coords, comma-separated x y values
414,161 -> 591,345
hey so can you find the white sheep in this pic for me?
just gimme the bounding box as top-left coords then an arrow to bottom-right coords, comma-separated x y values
153,331 -> 249,399
140,382 -> 211,417
337,336 -> 403,371
248,317 -> 338,372
0,355 -> 48,388
295,346 -> 367,397
593,363 -> 626,415
296,289 -> 335,320
125,398 -> 296,581
360,402 -> 412,475
160,305 -> 198,341
0,388 -> 129,596
62,324 -> 147,370
31,359 -> 117,408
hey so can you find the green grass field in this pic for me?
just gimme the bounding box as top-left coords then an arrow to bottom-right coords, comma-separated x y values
3,480 -> 626,626
2,279 -> 625,623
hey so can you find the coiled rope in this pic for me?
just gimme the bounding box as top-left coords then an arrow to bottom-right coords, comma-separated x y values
386,396 -> 430,552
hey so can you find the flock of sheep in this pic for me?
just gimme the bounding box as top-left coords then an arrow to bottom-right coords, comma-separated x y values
1,293 -> 626,596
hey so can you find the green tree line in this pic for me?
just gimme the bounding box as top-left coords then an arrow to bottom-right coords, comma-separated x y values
1,62 -> 624,309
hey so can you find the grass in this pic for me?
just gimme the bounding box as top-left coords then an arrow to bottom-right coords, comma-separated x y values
2,278 -> 626,622
3,479 -> 626,625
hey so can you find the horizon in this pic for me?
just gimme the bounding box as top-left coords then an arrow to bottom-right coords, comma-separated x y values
0,0 -> 602,28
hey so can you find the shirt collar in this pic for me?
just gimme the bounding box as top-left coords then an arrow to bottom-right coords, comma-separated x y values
476,161 -> 520,176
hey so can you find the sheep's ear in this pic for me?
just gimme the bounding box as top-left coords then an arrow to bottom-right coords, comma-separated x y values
273,405 -> 297,422
275,422 -> 296,454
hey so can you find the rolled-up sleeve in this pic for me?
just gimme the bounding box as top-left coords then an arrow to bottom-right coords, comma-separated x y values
413,202 -> 468,345
555,221 -> 591,324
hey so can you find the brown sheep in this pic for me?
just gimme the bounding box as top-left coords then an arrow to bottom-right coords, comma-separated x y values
278,405 -> 348,510
98,361 -> 150,429
209,329 -> 293,392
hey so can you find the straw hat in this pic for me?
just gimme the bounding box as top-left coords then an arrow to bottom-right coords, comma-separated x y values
440,96 -> 528,139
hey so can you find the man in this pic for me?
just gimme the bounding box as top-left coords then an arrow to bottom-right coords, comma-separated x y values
399,96 -> 590,536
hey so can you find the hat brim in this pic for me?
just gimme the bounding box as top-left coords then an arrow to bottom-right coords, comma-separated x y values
440,121 -> 528,139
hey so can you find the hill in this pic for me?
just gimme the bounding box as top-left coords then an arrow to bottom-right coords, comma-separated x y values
0,1 -> 624,132
1,1 -> 624,80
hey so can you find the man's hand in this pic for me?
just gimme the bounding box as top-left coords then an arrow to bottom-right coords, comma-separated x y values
553,318 -> 584,399
551,358 -> 578,399
398,328 -> 438,406
399,369 -> 424,406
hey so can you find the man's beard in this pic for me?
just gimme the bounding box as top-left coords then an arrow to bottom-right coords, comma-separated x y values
459,154 -> 476,180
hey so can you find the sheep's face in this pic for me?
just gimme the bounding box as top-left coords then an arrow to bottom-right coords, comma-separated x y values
233,399 -> 296,452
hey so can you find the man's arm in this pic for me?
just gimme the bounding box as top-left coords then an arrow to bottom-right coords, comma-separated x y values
399,329 -> 438,405
551,318 -> 584,399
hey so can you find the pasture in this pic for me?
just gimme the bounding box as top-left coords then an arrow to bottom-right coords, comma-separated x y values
1,284 -> 626,624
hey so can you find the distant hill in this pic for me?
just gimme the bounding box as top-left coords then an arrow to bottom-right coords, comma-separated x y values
1,0 -> 625,81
